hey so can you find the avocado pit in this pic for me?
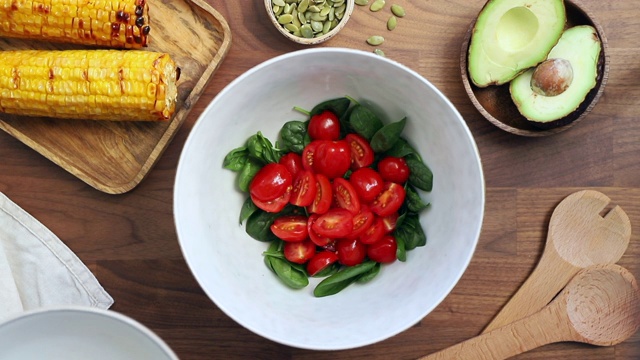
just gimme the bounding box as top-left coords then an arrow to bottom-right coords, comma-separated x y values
531,58 -> 574,97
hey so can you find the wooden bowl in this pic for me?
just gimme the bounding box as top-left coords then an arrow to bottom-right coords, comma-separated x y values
265,0 -> 354,45
460,0 -> 609,137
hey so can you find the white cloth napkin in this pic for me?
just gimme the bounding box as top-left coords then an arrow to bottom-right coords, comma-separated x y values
0,192 -> 113,322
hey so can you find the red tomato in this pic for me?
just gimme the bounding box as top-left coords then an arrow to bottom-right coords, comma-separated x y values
306,250 -> 339,276
307,173 -> 332,214
270,215 -> 309,242
302,140 -> 323,172
290,170 -> 317,207
279,152 -> 303,177
336,238 -> 367,266
251,187 -> 291,213
313,140 -> 351,179
348,205 -> 375,239
249,163 -> 292,202
332,178 -> 361,215
359,216 -> 385,244
367,235 -> 397,263
370,182 -> 406,217
377,156 -> 410,184
308,110 -> 340,140
311,208 -> 354,238
283,240 -> 316,264
307,214 -> 334,247
349,167 -> 384,202
345,133 -> 374,169
381,212 -> 400,233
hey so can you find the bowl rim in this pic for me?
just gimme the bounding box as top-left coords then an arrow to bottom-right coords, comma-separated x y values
174,47 -> 486,350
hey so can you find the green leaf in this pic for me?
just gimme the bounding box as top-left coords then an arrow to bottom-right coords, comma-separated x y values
245,210 -> 280,242
348,104 -> 384,140
405,185 -> 430,213
393,214 -> 426,250
313,260 -> 377,297
266,256 -> 309,289
370,117 -> 407,153
279,120 -> 308,154
384,138 -> 418,158
247,132 -> 280,164
239,197 -> 259,224
309,97 -> 352,118
396,235 -> 407,262
223,146 -> 249,172
237,158 -> 262,192
355,262 -> 381,284
311,263 -> 340,278
406,154 -> 433,192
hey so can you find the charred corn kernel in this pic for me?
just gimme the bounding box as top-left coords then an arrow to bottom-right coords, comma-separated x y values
0,49 -> 180,121
0,0 -> 150,48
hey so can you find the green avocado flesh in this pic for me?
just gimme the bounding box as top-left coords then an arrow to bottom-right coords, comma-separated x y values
467,0 -> 566,87
510,25 -> 601,123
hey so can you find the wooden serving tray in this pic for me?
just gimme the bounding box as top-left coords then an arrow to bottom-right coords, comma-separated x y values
0,0 -> 231,194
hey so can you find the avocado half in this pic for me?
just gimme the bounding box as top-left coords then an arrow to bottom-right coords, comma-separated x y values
467,0 -> 567,87
510,25 -> 602,124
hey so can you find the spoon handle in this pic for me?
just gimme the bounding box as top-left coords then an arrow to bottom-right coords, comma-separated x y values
482,247 -> 578,333
419,301 -> 574,360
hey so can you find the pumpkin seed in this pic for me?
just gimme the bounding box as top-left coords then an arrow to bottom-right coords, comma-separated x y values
298,0 -> 309,12
284,23 -> 299,33
278,13 -> 294,24
300,23 -> 314,38
373,48 -> 385,57
322,20 -> 332,34
311,20 -> 324,32
308,5 -> 321,12
387,15 -> 397,30
297,11 -> 307,24
333,0 -> 345,7
273,0 -> 347,39
273,0 -> 286,6
391,4 -> 405,17
366,35 -> 384,46
369,0 -> 385,12
355,0 -> 368,5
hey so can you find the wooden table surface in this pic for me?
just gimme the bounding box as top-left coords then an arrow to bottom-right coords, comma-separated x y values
1,0 -> 639,359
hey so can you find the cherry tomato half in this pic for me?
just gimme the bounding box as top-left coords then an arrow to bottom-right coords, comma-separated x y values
348,205 -> 375,239
249,163 -> 292,202
279,152 -> 303,178
306,250 -> 339,276
349,167 -> 384,202
251,187 -> 291,213
283,240 -> 316,264
290,170 -> 317,207
332,178 -> 361,215
313,140 -> 351,179
307,214 -> 334,247
308,110 -> 340,141
302,140 -> 323,172
270,215 -> 309,242
336,238 -> 367,266
367,235 -> 397,263
307,173 -> 332,214
312,208 -> 354,238
359,216 -> 386,245
370,182 -> 406,217
345,133 -> 374,169
377,156 -> 410,184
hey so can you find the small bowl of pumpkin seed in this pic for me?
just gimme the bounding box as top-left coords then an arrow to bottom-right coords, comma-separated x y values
266,0 -> 354,45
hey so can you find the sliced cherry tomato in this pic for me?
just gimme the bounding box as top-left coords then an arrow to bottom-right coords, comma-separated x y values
308,110 -> 340,141
336,238 -> 367,266
306,250 -> 339,276
251,187 -> 291,213
370,182 -> 406,217
349,167 -> 384,202
359,216 -> 385,244
290,170 -> 317,207
333,177 -> 361,215
283,240 -> 316,264
270,215 -> 309,242
348,205 -> 375,239
307,173 -> 332,214
377,156 -> 410,184
381,212 -> 400,233
248,163 -> 292,202
307,214 -> 334,247
345,133 -> 374,169
279,152 -> 303,177
302,140 -> 324,172
367,235 -> 397,263
313,140 -> 351,179
312,208 -> 354,238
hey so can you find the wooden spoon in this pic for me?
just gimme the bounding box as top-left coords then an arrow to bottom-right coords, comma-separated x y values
482,190 -> 631,333
419,264 -> 640,360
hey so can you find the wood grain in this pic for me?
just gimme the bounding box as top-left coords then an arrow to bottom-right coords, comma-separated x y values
0,0 -> 639,359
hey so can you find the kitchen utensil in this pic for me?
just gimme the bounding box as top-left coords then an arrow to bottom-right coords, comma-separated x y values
483,190 -> 631,333
420,263 -> 640,359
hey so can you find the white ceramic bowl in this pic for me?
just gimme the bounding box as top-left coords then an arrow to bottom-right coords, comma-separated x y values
0,307 -> 178,359
174,48 -> 485,350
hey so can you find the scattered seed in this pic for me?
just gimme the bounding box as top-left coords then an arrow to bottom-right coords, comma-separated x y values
355,0 -> 369,5
390,4 -> 405,17
373,48 -> 385,57
369,0 -> 385,12
387,15 -> 397,30
366,35 -> 384,46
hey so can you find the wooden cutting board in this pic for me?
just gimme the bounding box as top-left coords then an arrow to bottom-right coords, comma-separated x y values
0,0 -> 232,194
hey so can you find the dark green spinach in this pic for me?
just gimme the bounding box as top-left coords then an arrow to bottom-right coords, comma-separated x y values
314,260 -> 377,297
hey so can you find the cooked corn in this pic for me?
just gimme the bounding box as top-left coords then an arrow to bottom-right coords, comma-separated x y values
0,0 -> 151,48
0,49 -> 179,121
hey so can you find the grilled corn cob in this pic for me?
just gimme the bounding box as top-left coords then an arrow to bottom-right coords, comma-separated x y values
0,49 -> 179,121
0,0 -> 150,48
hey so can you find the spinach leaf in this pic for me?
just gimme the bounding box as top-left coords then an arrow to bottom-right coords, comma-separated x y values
239,197 -> 259,224
355,262 -> 381,284
311,263 -> 340,278
247,132 -> 280,164
245,209 -> 281,242
396,235 -> 407,262
406,154 -> 433,192
263,240 -> 309,289
309,97 -> 352,118
313,260 -> 376,297
237,158 -> 262,192
348,104 -> 384,140
393,213 -> 426,251
280,120 -> 308,154
384,138 -> 418,158
223,146 -> 249,172
370,117 -> 406,153
405,185 -> 430,213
